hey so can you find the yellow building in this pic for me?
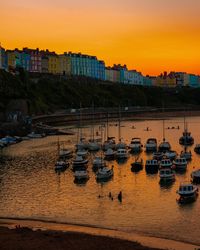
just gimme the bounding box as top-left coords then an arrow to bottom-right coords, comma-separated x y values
153,72 -> 176,87
58,54 -> 71,75
7,50 -> 16,68
48,54 -> 59,74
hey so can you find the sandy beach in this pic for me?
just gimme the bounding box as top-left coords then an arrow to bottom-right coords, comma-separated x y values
0,226 -> 163,250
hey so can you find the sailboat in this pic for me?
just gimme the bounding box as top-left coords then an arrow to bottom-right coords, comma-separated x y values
103,113 -> 116,150
179,117 -> 194,146
158,120 -> 171,152
116,106 -> 127,149
88,104 -> 100,151
55,138 -> 70,171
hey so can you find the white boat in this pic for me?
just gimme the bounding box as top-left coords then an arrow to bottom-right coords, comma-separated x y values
191,169 -> 200,183
174,157 -> 187,171
74,170 -> 89,181
145,159 -> 159,173
129,138 -> 142,152
145,138 -> 157,152
116,148 -> 128,159
153,152 -> 164,161
104,148 -> 116,160
158,120 -> 171,152
177,182 -> 198,203
163,150 -> 177,160
77,149 -> 88,158
159,168 -> 175,181
55,161 -> 69,171
96,166 -> 114,180
179,119 -> 194,146
160,158 -> 173,169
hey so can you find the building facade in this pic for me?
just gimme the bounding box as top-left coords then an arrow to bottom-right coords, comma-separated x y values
0,46 -> 8,70
58,54 -> 71,75
23,48 -> 42,73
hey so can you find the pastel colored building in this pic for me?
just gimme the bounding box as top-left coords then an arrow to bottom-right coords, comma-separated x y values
143,76 -> 153,86
188,74 -> 199,88
7,50 -> 17,69
65,52 -> 105,80
41,55 -> 49,73
105,67 -> 120,83
154,72 -> 176,87
48,53 -> 59,74
7,49 -> 31,71
58,54 -> 71,75
23,48 -> 42,73
0,46 -> 8,70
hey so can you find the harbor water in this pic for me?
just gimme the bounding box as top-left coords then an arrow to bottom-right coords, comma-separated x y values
0,116 -> 200,245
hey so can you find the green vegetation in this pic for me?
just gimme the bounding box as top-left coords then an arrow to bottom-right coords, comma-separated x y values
1,69 -> 200,116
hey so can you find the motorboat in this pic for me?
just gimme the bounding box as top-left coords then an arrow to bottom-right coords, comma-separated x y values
174,157 -> 187,171
74,170 -> 89,181
145,159 -> 159,174
104,148 -> 116,160
96,166 -> 114,181
159,168 -> 175,181
160,158 -> 173,169
177,182 -> 198,203
194,144 -> 200,154
0,136 -> 17,146
158,140 -> 171,152
116,148 -> 128,159
55,161 -> 69,171
163,150 -> 177,160
131,158 -> 143,172
145,138 -> 157,152
129,138 -> 142,152
191,169 -> 200,184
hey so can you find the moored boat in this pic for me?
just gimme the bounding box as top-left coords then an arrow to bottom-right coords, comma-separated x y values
177,182 -> 198,203
145,159 -> 159,174
74,170 -> 89,182
163,150 -> 177,160
194,144 -> 200,154
160,158 -> 173,169
96,166 -> 114,181
55,161 -> 69,171
180,148 -> 192,161
191,169 -> 200,184
129,138 -> 142,153
159,168 -> 175,181
158,140 -> 171,152
116,148 -> 128,159
174,157 -> 187,171
145,138 -> 157,152
104,148 -> 116,160
131,158 -> 143,172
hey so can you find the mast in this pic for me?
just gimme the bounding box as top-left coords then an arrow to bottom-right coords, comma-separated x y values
163,119 -> 165,141
118,106 -> 121,142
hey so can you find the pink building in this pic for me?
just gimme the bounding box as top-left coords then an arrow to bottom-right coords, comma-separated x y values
23,48 -> 42,73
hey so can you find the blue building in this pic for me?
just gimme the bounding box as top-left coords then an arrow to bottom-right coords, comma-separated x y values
0,47 -> 8,70
15,50 -> 31,71
65,52 -> 105,80
188,74 -> 199,88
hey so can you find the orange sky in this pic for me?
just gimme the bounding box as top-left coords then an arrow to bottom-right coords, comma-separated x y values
1,0 -> 200,75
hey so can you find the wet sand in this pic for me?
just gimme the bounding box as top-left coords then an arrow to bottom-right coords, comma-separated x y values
0,219 -> 199,250
0,226 -> 162,250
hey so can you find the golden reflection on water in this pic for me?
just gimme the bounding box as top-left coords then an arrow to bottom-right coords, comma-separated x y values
0,117 -> 200,245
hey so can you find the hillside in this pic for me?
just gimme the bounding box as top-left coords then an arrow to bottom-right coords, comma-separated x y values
1,69 -> 200,118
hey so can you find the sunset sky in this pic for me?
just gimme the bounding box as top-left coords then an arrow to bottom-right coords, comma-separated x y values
1,0 -> 200,75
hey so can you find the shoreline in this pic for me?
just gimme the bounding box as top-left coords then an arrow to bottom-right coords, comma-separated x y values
0,218 -> 199,250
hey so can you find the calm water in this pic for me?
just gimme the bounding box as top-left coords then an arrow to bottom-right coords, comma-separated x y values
0,116 -> 200,245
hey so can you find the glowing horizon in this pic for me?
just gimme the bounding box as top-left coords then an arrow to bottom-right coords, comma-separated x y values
1,0 -> 200,76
